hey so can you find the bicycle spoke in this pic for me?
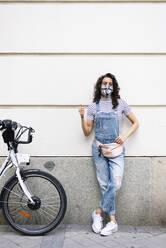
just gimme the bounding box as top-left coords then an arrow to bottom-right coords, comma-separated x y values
42,205 -> 59,215
38,208 -> 52,224
0,201 -> 27,205
39,206 -> 56,221
3,187 -> 28,202
41,202 -> 60,206
40,196 -> 58,201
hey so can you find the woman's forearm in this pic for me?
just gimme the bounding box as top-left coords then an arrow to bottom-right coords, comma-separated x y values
81,117 -> 89,136
123,121 -> 139,141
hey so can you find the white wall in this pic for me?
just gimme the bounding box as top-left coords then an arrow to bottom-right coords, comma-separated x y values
0,3 -> 166,53
0,55 -> 166,105
0,106 -> 165,156
0,2 -> 165,156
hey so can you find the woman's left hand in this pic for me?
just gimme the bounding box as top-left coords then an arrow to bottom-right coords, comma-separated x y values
114,135 -> 126,144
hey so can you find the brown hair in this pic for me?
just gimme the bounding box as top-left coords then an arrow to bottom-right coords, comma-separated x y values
93,73 -> 121,109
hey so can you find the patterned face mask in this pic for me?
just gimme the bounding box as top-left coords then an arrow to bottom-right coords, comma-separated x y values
101,85 -> 113,96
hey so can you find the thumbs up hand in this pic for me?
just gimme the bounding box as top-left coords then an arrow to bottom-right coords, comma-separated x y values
78,104 -> 85,119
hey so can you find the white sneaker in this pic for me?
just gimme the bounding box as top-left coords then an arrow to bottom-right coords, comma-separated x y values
92,210 -> 103,234
100,221 -> 118,236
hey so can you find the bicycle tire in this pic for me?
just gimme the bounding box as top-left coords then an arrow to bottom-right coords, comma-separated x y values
1,169 -> 67,235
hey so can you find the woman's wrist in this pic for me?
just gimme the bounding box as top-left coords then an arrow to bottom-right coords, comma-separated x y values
123,134 -> 128,142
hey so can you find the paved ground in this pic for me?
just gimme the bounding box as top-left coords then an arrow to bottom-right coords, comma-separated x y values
1,224 -> 166,248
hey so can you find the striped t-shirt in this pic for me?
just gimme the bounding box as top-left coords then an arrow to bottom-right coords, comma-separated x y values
87,95 -> 132,131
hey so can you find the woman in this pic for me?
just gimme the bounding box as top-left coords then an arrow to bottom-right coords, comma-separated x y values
78,73 -> 139,236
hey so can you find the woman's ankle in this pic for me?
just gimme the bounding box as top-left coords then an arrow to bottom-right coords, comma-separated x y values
95,208 -> 103,215
109,215 -> 116,223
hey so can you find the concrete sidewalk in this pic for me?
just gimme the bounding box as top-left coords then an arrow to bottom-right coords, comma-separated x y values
1,224 -> 166,248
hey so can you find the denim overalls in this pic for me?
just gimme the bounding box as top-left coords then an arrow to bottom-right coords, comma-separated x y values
92,102 -> 125,216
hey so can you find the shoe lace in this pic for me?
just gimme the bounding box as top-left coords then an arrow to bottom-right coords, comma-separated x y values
95,214 -> 103,224
106,221 -> 115,228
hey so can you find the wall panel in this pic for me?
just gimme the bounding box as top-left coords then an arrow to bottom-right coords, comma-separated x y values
0,106 -> 164,156
0,3 -> 166,53
0,55 -> 165,105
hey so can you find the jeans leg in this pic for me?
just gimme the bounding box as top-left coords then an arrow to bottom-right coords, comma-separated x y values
100,148 -> 125,216
92,141 -> 110,197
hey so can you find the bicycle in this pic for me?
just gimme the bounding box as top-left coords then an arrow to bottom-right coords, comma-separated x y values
0,119 -> 67,236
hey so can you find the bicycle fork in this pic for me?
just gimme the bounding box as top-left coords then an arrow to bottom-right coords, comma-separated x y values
10,150 -> 35,204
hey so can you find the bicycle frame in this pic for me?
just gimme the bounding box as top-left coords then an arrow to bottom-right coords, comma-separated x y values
0,148 -> 35,204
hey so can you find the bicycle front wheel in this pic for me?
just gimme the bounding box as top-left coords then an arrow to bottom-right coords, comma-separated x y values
2,170 -> 67,235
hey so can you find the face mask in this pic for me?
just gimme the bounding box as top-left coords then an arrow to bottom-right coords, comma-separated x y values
101,85 -> 113,96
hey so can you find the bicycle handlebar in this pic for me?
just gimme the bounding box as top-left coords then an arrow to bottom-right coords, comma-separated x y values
0,119 -> 17,131
0,120 -> 3,130
0,119 -> 35,145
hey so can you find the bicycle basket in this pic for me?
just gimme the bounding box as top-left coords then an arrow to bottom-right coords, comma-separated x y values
14,125 -> 33,144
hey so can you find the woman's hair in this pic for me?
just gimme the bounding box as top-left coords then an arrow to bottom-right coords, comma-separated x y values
93,73 -> 121,109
